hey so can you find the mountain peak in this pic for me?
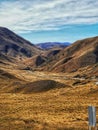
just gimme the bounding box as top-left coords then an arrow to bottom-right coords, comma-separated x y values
0,27 -> 41,58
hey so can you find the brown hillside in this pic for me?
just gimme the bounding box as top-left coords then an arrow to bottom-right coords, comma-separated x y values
23,55 -> 47,68
46,48 -> 62,58
0,68 -> 24,93
41,36 -> 98,72
23,48 -> 64,68
0,27 -> 41,59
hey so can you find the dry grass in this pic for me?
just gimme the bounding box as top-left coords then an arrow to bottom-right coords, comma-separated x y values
0,91 -> 89,130
0,91 -> 98,130
0,65 -> 98,130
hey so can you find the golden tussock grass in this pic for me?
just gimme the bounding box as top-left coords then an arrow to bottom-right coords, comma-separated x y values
0,68 -> 98,130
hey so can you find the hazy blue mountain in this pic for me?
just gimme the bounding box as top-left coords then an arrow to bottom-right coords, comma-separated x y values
36,42 -> 70,50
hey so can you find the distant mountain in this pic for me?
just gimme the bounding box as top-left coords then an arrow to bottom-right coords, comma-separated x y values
24,42 -> 70,68
0,27 -> 41,59
36,42 -> 70,50
1,27 -> 98,76
40,36 -> 98,73
24,42 -> 70,67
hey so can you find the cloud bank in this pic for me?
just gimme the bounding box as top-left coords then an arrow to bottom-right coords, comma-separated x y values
0,0 -> 98,33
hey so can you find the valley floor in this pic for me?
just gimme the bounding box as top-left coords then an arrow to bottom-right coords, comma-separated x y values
0,68 -> 98,130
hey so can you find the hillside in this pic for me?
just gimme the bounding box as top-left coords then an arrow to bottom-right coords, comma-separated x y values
23,44 -> 69,68
0,27 -> 41,59
0,69 -> 98,130
40,36 -> 98,73
0,31 -> 98,130
0,27 -> 98,74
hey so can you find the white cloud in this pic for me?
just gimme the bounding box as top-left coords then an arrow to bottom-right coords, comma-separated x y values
0,0 -> 98,33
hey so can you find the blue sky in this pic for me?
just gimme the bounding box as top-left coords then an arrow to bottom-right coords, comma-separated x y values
0,0 -> 98,44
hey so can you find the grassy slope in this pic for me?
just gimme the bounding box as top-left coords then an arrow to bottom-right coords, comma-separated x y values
0,85 -> 98,130
0,67 -> 98,130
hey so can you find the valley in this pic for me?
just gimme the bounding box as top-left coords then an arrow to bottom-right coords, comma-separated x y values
0,63 -> 98,130
0,27 -> 98,130
0,0 -> 98,129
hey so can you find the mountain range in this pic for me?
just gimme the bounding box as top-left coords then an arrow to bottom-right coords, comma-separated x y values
36,42 -> 70,50
0,27 -> 98,75
0,27 -> 98,130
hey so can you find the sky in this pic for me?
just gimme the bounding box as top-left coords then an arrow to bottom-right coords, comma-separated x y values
0,0 -> 98,44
